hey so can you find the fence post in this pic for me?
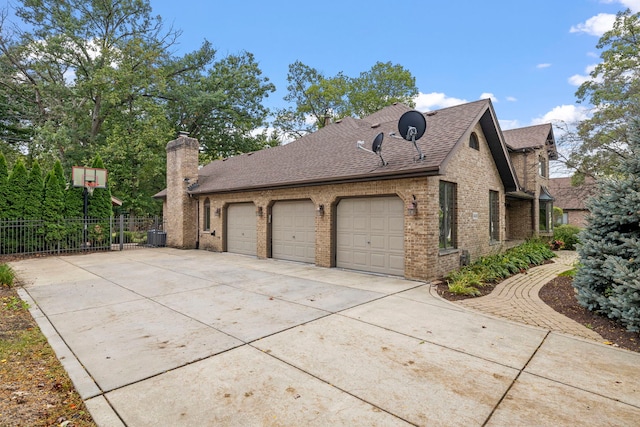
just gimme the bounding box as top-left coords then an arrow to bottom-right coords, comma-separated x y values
119,215 -> 124,251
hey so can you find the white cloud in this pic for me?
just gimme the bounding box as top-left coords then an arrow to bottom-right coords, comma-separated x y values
414,92 -> 467,111
570,13 -> 616,36
479,92 -> 497,102
531,104 -> 591,128
568,64 -> 599,86
499,119 -> 521,130
537,63 -> 552,69
601,0 -> 640,12
506,96 -> 517,102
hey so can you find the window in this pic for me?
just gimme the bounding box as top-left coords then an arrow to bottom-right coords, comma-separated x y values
539,186 -> 554,232
469,132 -> 479,150
439,181 -> 456,250
539,201 -> 552,232
562,212 -> 568,225
539,155 -> 547,177
204,198 -> 211,231
489,191 -> 500,242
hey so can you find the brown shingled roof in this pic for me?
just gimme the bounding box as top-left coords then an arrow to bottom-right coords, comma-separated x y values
190,100 -> 504,195
503,123 -> 558,160
548,177 -> 597,210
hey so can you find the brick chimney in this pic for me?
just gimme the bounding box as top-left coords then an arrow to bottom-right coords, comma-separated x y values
165,131 -> 199,248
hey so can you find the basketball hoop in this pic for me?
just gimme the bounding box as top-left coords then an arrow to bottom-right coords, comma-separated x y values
85,181 -> 99,196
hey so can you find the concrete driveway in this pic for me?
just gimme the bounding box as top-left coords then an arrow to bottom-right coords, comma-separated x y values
11,248 -> 640,426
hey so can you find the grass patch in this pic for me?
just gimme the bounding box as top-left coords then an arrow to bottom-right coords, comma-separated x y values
0,263 -> 14,287
559,268 -> 576,278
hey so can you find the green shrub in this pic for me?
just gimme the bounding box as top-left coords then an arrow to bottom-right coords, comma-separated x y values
554,224 -> 581,250
447,281 -> 481,296
0,264 -> 15,287
445,240 -> 556,297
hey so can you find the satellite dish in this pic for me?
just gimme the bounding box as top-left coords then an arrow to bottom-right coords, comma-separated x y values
357,132 -> 387,166
372,132 -> 384,154
395,110 -> 427,160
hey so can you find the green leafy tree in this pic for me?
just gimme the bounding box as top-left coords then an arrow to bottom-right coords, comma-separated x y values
99,101 -> 171,215
573,120 -> 640,331
275,61 -> 417,140
1,1 -> 276,215
164,47 -> 276,160
42,169 -> 64,250
571,9 -> 640,177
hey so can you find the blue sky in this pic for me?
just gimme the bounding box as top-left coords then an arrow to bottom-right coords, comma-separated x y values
147,0 -> 638,132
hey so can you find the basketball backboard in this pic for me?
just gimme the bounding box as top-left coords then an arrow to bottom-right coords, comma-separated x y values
72,166 -> 108,189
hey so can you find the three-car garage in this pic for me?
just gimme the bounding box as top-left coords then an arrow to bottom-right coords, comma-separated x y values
225,197 -> 405,277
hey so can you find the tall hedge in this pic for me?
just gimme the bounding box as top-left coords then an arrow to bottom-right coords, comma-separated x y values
42,170 -> 65,250
6,159 -> 28,220
573,121 -> 640,332
0,153 -> 8,219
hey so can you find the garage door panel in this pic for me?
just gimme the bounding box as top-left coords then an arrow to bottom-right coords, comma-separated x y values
227,203 -> 257,256
389,216 -> 404,231
272,201 -> 315,264
337,197 -> 404,276
389,254 -> 404,271
389,236 -> 404,251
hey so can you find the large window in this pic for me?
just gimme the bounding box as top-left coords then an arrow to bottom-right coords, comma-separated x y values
539,155 -> 547,177
489,191 -> 500,242
539,201 -> 552,232
204,198 -> 211,231
439,181 -> 456,250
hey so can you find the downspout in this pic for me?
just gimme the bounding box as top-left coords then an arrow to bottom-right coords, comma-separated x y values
194,196 -> 200,249
197,197 -> 200,249
523,150 -> 528,191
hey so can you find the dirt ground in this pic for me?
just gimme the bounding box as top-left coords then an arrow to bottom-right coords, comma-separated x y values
0,285 -> 96,427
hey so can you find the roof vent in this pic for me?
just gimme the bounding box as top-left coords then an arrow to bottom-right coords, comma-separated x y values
371,123 -> 380,128
426,111 -> 437,116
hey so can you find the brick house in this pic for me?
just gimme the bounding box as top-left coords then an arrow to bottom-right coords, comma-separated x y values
155,99 -> 557,281
548,177 -> 596,227
502,123 -> 558,237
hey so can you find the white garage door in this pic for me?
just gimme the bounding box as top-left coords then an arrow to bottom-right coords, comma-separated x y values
227,203 -> 256,256
272,200 -> 315,263
337,197 -> 404,276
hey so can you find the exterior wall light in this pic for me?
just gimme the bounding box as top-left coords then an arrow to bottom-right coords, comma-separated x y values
317,204 -> 325,217
407,201 -> 417,216
214,208 -> 221,217
256,206 -> 264,217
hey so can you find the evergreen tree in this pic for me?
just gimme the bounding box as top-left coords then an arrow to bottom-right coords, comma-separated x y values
0,153 -> 8,219
574,120 -> 640,332
42,170 -> 65,250
24,161 -> 44,252
24,161 -> 43,219
6,159 -> 28,219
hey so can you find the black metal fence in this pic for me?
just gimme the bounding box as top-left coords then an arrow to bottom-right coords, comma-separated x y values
0,215 -> 164,257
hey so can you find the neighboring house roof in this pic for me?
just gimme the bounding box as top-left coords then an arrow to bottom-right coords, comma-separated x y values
173,99 -> 520,196
111,195 -> 123,206
548,177 -> 597,210
503,123 -> 558,160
